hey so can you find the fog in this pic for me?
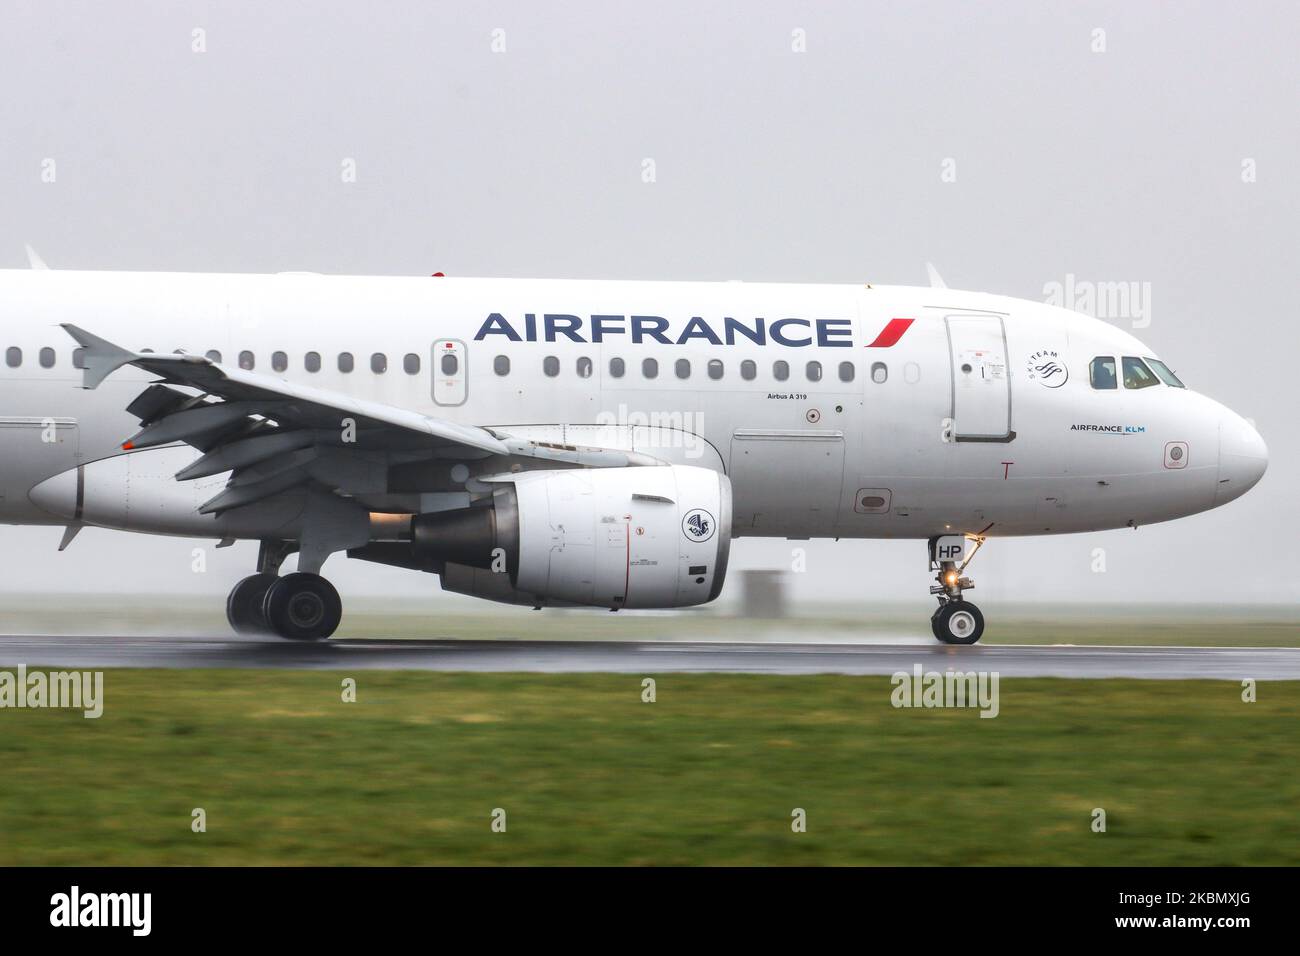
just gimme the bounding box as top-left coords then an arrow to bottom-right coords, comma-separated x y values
1,0 -> 1295,604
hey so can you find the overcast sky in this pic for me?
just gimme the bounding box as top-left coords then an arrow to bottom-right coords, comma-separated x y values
0,0 -> 1296,606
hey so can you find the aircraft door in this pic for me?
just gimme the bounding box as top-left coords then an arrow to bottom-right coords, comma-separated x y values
945,315 -> 1011,440
432,338 -> 467,406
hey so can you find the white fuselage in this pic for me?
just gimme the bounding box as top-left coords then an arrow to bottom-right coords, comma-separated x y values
0,270 -> 1268,542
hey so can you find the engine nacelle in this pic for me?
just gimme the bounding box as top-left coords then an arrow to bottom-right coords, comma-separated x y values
418,465 -> 731,609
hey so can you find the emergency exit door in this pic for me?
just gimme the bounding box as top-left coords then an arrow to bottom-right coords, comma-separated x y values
946,315 -> 1011,440
432,338 -> 467,406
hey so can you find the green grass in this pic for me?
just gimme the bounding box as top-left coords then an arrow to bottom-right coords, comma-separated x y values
1,669 -> 1297,865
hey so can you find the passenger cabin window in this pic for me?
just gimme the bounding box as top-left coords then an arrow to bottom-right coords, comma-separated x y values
238,350 -> 255,370
206,349 -> 222,363
5,347 -> 20,367
576,356 -> 593,378
1147,358 -> 1185,388
707,359 -> 724,380
338,352 -> 354,373
72,347 -> 86,369
272,351 -> 288,372
806,361 -> 822,382
1090,356 -> 1117,390
871,362 -> 888,384
493,354 -> 510,376
773,360 -> 789,382
675,358 -> 691,379
609,357 -> 625,378
305,351 -> 321,372
440,353 -> 458,375
39,347 -> 55,369
543,355 -> 560,377
642,358 -> 658,379
403,353 -> 420,375
740,359 -> 756,381
1122,356 -> 1159,389
371,353 -> 387,374
838,361 -> 855,383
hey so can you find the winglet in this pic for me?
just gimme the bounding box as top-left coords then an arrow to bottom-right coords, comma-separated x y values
25,244 -> 48,270
60,323 -> 140,389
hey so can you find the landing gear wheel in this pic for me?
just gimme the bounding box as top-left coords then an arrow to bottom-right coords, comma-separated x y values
262,572 -> 342,641
931,602 -> 984,645
226,573 -> 278,635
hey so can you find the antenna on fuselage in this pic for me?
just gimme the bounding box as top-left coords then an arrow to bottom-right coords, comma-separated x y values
24,243 -> 48,270
925,262 -> 947,289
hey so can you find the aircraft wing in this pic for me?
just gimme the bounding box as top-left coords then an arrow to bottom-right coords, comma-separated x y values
61,323 -> 653,516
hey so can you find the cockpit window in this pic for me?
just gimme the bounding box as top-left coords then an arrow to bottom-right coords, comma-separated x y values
1090,356 -> 1117,390
1146,358 -> 1185,388
1122,356 -> 1160,389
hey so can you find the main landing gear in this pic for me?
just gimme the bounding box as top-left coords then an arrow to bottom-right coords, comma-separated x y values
928,534 -> 986,645
225,541 -> 342,640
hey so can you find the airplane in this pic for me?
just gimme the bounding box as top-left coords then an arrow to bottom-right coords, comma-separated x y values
0,267 -> 1267,644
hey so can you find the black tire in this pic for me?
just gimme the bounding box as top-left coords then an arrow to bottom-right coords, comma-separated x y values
931,601 -> 984,645
263,572 -> 342,641
226,573 -> 278,635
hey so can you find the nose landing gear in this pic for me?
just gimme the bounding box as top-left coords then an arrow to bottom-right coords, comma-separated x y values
928,534 -> 986,645
931,601 -> 984,644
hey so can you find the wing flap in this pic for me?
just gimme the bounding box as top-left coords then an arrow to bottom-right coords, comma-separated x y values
199,466 -> 311,515
175,430 -> 317,481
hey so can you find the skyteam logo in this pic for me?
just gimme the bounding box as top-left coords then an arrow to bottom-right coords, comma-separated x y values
681,508 -> 715,543
1026,350 -> 1068,388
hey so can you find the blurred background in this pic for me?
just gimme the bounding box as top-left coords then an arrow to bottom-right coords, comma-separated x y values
0,0 -> 1295,613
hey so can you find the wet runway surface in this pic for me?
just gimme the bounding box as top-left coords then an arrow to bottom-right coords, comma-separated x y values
1,634 -> 1298,679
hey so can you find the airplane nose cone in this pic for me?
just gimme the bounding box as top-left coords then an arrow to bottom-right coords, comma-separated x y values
1217,413 -> 1268,504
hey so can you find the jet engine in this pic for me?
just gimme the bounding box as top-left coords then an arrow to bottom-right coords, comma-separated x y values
352,465 -> 731,609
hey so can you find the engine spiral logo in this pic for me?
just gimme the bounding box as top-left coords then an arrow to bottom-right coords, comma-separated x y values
681,508 -> 715,543
1026,350 -> 1068,388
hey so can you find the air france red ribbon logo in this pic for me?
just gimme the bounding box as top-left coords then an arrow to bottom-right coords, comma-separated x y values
865,318 -> 914,348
